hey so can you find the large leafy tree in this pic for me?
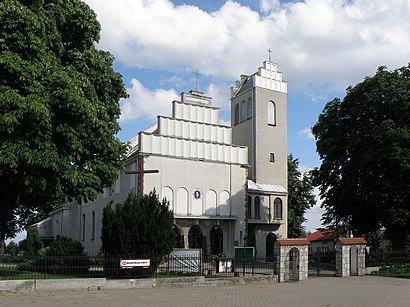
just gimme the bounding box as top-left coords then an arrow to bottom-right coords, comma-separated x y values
287,154 -> 316,238
312,65 -> 410,250
0,0 -> 127,240
101,191 -> 175,257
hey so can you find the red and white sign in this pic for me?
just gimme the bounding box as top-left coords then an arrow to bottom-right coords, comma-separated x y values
120,259 -> 151,269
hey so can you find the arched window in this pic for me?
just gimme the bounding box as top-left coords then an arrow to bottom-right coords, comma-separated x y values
91,211 -> 95,240
188,225 -> 203,249
210,225 -> 223,255
274,197 -> 283,219
268,100 -> 276,126
247,196 -> 252,218
241,100 -> 246,121
254,196 -> 261,219
247,98 -> 252,119
234,103 -> 239,125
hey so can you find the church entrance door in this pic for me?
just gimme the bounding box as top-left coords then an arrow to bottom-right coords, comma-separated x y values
210,226 -> 223,256
172,225 -> 182,248
266,233 -> 277,259
188,225 -> 203,249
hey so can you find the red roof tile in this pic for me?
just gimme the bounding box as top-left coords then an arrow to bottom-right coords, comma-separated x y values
338,237 -> 367,245
307,229 -> 337,242
276,238 -> 310,246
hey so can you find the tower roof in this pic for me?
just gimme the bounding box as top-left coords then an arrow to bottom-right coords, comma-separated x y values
231,61 -> 287,98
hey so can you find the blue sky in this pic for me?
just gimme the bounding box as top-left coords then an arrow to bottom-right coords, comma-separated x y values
82,0 -> 410,232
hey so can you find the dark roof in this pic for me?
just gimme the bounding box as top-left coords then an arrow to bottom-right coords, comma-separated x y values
234,76 -> 253,97
307,229 -> 337,242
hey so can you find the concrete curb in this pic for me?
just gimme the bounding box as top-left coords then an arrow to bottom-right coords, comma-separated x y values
0,275 -> 277,292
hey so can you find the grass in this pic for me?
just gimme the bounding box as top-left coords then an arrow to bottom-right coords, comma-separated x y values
0,267 -> 105,280
371,264 -> 410,279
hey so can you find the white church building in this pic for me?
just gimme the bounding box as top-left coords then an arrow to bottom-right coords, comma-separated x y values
32,60 -> 288,258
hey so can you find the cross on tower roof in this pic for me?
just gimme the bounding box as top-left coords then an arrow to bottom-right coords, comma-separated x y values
267,48 -> 272,62
193,69 -> 201,91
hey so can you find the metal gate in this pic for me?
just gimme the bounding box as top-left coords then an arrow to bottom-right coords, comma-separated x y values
289,248 -> 300,281
308,252 -> 336,277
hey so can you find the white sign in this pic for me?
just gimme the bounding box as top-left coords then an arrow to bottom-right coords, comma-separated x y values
119,259 -> 150,269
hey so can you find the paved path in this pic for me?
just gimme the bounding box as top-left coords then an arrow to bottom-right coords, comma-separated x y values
1,276 -> 409,306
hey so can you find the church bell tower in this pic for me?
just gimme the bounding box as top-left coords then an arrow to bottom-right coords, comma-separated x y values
231,60 -> 288,254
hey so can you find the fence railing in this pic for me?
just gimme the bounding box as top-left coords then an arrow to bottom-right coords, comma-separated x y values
366,250 -> 410,267
0,254 -> 276,280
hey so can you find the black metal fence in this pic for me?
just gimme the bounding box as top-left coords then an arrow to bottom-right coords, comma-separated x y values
366,250 -> 410,267
0,254 -> 275,280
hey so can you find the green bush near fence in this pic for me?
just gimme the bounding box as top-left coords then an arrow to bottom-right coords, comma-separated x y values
16,236 -> 90,275
371,264 -> 410,278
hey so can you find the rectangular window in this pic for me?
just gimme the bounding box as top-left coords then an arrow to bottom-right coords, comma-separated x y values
270,153 -> 275,162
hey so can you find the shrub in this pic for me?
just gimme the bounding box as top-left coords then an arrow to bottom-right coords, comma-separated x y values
33,236 -> 89,275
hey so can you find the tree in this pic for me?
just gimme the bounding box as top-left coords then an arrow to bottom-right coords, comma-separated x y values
0,0 -> 128,240
312,65 -> 410,250
101,191 -> 175,257
5,241 -> 20,256
287,154 -> 316,238
26,228 -> 42,256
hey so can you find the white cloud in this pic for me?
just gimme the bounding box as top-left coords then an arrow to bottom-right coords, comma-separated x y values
297,127 -> 315,140
85,0 -> 410,91
120,79 -> 179,122
260,0 -> 281,13
206,82 -> 231,108
298,163 -> 313,175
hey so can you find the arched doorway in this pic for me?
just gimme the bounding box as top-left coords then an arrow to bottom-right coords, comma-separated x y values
289,247 -> 300,282
266,233 -> 277,258
210,225 -> 223,256
172,225 -> 182,248
350,246 -> 358,276
188,225 -> 203,249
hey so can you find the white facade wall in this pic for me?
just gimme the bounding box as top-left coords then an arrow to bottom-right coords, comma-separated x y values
173,101 -> 219,125
139,133 -> 247,165
157,117 -> 232,144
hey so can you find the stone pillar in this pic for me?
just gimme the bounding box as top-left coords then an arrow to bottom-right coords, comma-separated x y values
357,245 -> 366,276
336,238 -> 367,277
298,245 -> 309,281
335,241 -> 350,277
274,239 -> 310,282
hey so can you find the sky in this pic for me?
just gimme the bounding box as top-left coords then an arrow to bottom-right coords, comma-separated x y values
81,0 -> 409,232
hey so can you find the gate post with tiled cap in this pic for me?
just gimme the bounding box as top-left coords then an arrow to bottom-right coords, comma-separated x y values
274,238 -> 310,282
335,237 -> 367,277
